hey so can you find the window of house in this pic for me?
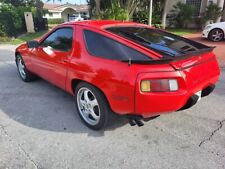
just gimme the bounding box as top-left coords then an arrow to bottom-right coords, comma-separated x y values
41,27 -> 73,52
186,0 -> 202,15
83,30 -> 151,61
49,12 -> 53,17
53,12 -> 59,16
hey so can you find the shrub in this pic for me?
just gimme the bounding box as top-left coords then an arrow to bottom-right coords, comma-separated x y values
195,4 -> 223,29
47,18 -> 64,24
133,11 -> 148,24
170,2 -> 196,28
204,4 -> 223,23
102,1 -> 129,20
0,3 -> 33,37
0,4 -> 23,37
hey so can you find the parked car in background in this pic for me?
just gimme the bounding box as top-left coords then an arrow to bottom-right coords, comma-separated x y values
15,20 -> 220,130
69,14 -> 84,22
202,22 -> 225,41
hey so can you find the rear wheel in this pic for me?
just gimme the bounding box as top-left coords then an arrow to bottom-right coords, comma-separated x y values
16,54 -> 37,82
74,82 -> 112,130
208,28 -> 224,42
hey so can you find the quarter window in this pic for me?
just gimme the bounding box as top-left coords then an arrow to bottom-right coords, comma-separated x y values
83,30 -> 151,61
41,27 -> 73,52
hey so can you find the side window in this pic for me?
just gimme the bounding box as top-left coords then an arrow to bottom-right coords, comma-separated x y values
41,28 -> 73,52
83,30 -> 151,61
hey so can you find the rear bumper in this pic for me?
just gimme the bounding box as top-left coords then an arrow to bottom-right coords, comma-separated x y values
127,84 -> 215,119
178,84 -> 215,111
134,80 -> 218,118
133,59 -> 220,118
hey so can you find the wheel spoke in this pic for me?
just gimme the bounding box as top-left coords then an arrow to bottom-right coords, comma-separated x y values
88,98 -> 98,109
83,90 -> 90,102
80,99 -> 86,106
218,33 -> 223,37
89,109 -> 99,121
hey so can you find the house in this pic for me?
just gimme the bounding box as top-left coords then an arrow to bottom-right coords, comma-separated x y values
166,0 -> 225,21
43,3 -> 89,22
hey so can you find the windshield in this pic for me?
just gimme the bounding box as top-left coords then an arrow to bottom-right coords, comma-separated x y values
106,27 -> 209,57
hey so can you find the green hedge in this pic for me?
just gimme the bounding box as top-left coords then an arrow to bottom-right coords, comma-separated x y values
47,18 -> 64,24
0,4 -> 25,37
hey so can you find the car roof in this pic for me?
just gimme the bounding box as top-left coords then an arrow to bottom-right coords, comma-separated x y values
61,20 -> 147,29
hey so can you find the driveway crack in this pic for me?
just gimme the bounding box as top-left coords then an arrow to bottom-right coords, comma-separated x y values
0,124 -> 40,169
199,119 -> 225,147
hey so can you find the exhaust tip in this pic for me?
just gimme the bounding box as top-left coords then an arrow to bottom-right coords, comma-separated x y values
128,119 -> 144,127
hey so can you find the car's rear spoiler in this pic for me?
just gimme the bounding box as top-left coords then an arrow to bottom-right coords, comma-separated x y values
121,46 -> 215,65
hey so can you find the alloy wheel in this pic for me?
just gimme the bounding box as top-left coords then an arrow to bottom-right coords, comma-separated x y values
17,57 -> 26,79
211,29 -> 224,41
77,87 -> 100,126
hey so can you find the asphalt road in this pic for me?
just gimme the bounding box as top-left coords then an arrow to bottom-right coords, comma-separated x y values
0,45 -> 225,169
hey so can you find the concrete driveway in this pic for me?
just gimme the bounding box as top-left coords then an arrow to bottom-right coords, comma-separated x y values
0,44 -> 225,169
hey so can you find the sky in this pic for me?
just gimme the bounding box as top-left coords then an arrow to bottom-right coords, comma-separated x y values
44,0 -> 87,5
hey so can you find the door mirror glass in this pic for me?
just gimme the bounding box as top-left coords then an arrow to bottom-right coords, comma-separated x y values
27,40 -> 39,48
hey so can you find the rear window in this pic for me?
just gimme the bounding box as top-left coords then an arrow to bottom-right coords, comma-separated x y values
83,30 -> 151,61
106,27 -> 209,57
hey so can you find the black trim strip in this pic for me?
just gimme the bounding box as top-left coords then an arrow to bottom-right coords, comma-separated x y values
121,58 -> 173,65
121,47 -> 214,65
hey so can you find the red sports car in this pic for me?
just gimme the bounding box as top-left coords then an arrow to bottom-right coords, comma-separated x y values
15,20 -> 220,130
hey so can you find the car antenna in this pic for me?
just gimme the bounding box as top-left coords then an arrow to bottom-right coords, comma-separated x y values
128,58 -> 132,66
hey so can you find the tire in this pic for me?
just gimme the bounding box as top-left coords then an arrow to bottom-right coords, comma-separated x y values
208,28 -> 224,42
16,54 -> 37,82
74,82 -> 112,130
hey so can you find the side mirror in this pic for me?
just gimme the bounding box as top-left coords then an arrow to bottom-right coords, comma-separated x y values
27,40 -> 39,48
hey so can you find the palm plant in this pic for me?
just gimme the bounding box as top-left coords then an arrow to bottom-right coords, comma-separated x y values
170,2 -> 196,28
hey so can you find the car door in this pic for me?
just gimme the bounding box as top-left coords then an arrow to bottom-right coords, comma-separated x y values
31,26 -> 74,90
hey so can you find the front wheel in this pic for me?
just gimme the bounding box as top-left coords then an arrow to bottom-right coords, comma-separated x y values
74,82 -> 112,130
16,54 -> 37,82
208,28 -> 224,42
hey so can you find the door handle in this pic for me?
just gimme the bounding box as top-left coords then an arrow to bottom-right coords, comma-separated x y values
63,55 -> 71,63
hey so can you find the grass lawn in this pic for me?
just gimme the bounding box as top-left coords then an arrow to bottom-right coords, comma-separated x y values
166,28 -> 199,36
0,30 -> 48,45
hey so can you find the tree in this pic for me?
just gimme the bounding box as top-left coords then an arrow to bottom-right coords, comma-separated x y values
0,0 -> 36,7
161,0 -> 168,29
95,0 -> 101,18
87,0 -> 140,20
46,0 -> 62,4
102,0 -> 129,20
216,0 -> 225,22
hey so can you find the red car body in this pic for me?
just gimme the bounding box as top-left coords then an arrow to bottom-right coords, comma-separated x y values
15,20 -> 220,119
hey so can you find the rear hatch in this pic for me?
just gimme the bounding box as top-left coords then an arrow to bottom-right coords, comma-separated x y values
106,26 -> 220,88
106,26 -> 214,63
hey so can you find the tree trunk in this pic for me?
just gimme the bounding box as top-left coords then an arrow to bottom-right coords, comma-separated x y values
95,0 -> 101,19
162,0 -> 168,29
216,0 -> 224,22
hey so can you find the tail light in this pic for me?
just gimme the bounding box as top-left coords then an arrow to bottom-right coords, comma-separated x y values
141,79 -> 178,92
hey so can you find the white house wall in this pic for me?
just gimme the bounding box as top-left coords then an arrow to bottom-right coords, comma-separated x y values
44,12 -> 62,19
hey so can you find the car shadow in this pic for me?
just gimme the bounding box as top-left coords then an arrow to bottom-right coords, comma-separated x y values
0,50 -> 128,137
